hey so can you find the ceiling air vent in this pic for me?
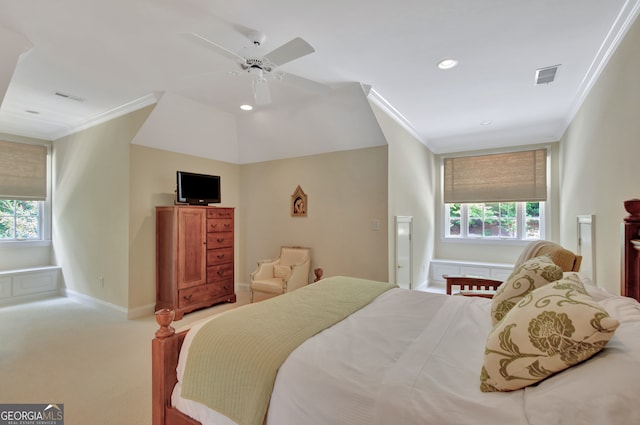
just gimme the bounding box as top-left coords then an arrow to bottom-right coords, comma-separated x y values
54,91 -> 84,102
535,65 -> 560,85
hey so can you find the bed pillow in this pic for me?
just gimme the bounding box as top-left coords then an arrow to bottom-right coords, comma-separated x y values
491,255 -> 563,324
274,265 -> 292,279
480,274 -> 619,392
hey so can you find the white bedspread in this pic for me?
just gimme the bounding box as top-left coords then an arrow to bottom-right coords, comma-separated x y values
173,278 -> 640,425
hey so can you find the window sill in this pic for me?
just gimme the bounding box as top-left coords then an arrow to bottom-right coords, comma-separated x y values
0,240 -> 52,248
440,237 -> 534,247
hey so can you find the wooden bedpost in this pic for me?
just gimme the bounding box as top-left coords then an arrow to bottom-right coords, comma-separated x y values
152,309 -> 184,425
622,200 -> 640,302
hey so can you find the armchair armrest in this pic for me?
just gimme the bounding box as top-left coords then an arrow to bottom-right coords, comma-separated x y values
250,258 -> 279,281
443,274 -> 502,297
283,258 -> 311,293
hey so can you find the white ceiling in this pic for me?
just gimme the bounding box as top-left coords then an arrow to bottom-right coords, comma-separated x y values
0,0 -> 638,156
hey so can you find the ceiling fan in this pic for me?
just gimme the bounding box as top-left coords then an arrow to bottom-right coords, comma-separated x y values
186,30 -> 316,106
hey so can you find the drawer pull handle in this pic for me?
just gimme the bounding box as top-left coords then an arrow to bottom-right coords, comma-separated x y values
217,238 -> 225,243
183,294 -> 193,301
217,254 -> 225,259
224,223 -> 231,228
217,270 -> 225,276
211,223 -> 218,228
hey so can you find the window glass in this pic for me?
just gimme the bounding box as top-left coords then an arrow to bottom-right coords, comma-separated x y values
445,201 -> 543,241
0,200 -> 41,240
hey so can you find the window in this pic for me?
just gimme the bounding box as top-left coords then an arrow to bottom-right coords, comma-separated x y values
442,148 -> 548,242
0,140 -> 49,242
0,200 -> 42,240
445,201 -> 543,240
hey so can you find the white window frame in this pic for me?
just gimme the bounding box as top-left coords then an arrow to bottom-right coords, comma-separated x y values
443,201 -> 546,242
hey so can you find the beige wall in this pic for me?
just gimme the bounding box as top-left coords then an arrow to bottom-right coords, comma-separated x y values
240,147 -> 389,283
559,14 -> 640,294
128,145 -> 241,310
370,103 -> 436,289
52,106 -> 152,308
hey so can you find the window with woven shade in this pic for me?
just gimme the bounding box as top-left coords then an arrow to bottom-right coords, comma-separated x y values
442,149 -> 548,241
443,149 -> 547,204
0,140 -> 48,241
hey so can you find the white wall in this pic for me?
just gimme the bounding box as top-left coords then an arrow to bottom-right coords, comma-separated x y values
559,13 -> 640,294
369,102 -> 436,289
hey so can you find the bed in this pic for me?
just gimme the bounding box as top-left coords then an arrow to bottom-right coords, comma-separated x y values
152,200 -> 640,425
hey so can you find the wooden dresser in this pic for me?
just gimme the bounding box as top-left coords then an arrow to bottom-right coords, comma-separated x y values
155,205 -> 236,319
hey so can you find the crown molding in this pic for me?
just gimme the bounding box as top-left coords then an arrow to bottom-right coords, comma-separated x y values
366,88 -> 432,151
51,91 -> 163,140
560,0 -> 640,138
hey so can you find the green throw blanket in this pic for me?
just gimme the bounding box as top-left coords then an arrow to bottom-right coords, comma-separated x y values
181,276 -> 397,425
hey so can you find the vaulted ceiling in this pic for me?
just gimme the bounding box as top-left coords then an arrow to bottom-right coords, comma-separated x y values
0,0 -> 638,158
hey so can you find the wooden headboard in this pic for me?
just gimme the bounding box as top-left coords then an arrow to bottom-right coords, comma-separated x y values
622,199 -> 640,302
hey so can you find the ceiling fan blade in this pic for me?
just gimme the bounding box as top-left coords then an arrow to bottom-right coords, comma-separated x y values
183,32 -> 247,65
253,78 -> 271,105
264,37 -> 315,67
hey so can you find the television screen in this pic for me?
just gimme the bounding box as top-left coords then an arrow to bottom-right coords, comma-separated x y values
176,171 -> 221,205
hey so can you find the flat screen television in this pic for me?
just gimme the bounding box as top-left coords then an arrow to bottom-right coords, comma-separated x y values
176,171 -> 221,205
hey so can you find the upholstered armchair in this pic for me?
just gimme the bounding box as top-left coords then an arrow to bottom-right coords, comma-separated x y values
250,246 -> 311,302
444,241 -> 582,298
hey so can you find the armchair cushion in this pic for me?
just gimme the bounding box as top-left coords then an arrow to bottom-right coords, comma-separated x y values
274,265 -> 292,279
491,255 -> 563,325
251,278 -> 286,295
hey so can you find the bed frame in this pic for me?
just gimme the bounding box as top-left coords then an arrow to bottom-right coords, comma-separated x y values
152,309 -> 201,425
622,199 -> 640,302
152,199 -> 640,425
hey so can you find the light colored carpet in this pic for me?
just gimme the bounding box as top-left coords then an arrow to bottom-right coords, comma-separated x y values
0,287 -> 252,425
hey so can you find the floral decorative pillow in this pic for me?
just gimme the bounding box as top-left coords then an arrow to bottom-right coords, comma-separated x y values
274,265 -> 292,279
491,255 -> 564,324
481,274 -> 619,392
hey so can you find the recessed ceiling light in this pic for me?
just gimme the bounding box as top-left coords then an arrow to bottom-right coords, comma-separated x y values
480,120 -> 492,126
240,104 -> 253,111
438,58 -> 458,70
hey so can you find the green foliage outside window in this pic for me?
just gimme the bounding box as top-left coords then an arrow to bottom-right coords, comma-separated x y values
446,202 -> 541,240
0,200 -> 40,240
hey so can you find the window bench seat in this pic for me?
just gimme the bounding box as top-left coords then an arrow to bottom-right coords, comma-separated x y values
0,266 -> 61,306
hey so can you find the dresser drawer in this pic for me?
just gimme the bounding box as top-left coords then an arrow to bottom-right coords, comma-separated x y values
178,281 -> 234,308
207,262 -> 234,282
207,218 -> 233,233
207,209 -> 233,219
207,233 -> 233,249
207,247 -> 233,265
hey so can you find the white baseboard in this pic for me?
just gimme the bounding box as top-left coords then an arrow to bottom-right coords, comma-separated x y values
62,288 -> 131,318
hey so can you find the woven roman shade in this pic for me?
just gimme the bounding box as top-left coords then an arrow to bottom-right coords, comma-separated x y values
443,149 -> 547,203
0,140 -> 47,200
